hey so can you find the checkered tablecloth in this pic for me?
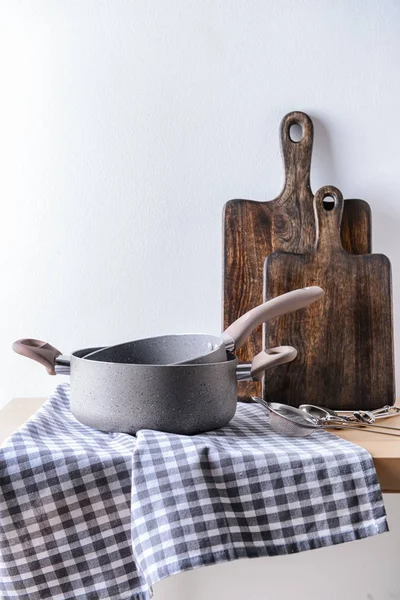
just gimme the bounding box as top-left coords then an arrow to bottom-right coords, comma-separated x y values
0,383 -> 388,600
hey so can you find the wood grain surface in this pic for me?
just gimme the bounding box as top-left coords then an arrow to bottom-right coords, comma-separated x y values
263,185 -> 394,411
223,112 -> 371,400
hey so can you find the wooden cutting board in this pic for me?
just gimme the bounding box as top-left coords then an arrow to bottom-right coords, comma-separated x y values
263,185 -> 394,411
223,111 -> 372,400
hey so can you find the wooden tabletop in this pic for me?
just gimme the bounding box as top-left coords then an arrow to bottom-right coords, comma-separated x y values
1,398 -> 400,493
329,404 -> 400,493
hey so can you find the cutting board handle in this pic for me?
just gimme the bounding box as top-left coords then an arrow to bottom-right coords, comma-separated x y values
314,185 -> 344,254
280,111 -> 313,195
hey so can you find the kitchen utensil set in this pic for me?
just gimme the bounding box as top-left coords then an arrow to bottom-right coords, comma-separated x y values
252,397 -> 400,438
13,288 -> 321,434
299,404 -> 400,432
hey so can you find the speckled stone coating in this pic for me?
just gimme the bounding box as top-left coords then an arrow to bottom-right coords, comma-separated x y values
69,350 -> 238,435
84,333 -> 227,365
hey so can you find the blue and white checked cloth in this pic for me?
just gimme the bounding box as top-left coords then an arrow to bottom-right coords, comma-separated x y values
0,383 -> 388,599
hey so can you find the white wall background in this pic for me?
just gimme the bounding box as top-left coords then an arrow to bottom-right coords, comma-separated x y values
1,1 -> 400,598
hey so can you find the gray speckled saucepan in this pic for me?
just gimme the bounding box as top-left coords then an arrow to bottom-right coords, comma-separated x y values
82,287 -> 323,365
12,341 -> 297,435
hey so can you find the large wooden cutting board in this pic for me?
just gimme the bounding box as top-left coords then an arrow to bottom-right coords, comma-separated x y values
223,111 -> 371,400
263,185 -> 394,411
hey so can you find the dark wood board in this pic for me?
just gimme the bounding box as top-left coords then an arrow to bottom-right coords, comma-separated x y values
223,111 -> 372,400
263,185 -> 394,411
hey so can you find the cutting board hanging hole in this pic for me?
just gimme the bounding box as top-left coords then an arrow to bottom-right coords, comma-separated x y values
322,195 -> 335,211
289,123 -> 303,143
315,186 -> 344,254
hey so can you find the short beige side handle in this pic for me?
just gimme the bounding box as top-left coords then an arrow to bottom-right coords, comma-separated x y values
12,339 -> 62,375
222,286 -> 324,350
250,346 -> 298,381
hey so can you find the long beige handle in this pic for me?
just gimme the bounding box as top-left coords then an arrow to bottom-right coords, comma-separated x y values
250,346 -> 297,381
222,286 -> 324,350
12,339 -> 62,375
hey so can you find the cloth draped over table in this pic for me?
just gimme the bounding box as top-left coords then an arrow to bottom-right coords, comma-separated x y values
0,384 -> 388,600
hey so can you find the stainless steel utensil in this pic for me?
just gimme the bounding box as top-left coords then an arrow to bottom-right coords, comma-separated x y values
300,404 -> 355,422
329,405 -> 400,420
253,397 -> 319,436
13,340 -> 297,435
352,407 -> 400,422
252,397 -> 400,438
84,287 -> 323,365
369,405 -> 400,418
300,404 -> 400,432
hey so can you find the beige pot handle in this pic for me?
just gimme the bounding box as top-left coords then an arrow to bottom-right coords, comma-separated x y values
222,287 -> 323,351
236,346 -> 297,382
250,346 -> 298,381
12,339 -> 62,375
